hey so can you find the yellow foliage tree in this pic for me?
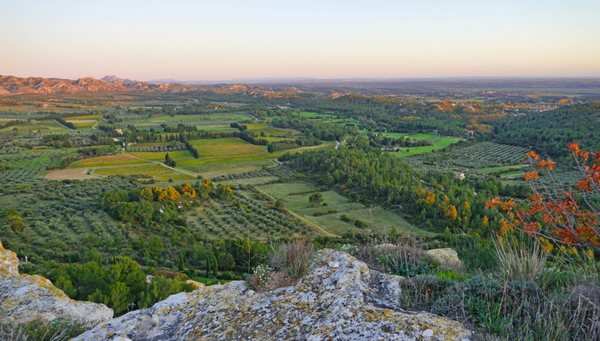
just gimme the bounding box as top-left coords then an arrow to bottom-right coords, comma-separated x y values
443,204 -> 458,221
415,189 -> 436,205
181,183 -> 197,198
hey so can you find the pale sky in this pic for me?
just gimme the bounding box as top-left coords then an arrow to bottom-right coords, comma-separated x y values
1,0 -> 599,81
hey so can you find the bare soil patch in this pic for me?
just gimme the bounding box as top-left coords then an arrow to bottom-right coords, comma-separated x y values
44,167 -> 99,180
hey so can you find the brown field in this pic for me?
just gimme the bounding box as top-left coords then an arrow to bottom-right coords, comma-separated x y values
44,167 -> 99,180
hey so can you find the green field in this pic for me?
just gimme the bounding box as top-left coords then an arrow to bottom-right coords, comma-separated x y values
69,120 -> 96,129
93,163 -> 195,181
409,132 -> 438,140
71,155 -> 150,168
197,125 -> 239,132
383,132 -> 409,138
190,138 -> 266,157
245,123 -> 268,129
129,142 -> 172,148
392,136 -> 463,157
184,159 -> 276,178
2,119 -> 67,132
249,127 -> 297,136
258,182 -> 430,236
129,150 -> 192,161
67,115 -> 101,120
93,164 -> 170,176
178,145 -> 333,169
178,152 -> 282,167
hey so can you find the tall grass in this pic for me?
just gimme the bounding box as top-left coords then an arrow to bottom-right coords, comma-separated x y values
0,319 -> 89,341
269,239 -> 315,279
493,235 -> 546,282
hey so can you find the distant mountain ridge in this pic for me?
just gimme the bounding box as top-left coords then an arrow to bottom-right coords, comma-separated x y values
0,74 -> 307,97
0,75 -> 201,97
101,75 -> 137,83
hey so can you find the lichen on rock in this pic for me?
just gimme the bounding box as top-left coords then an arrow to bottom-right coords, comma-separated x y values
0,238 -> 113,326
426,248 -> 462,268
74,249 -> 471,341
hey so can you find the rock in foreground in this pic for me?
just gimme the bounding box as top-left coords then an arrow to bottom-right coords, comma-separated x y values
75,249 -> 470,341
0,239 -> 113,326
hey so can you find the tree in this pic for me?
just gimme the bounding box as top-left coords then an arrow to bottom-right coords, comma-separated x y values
55,276 -> 76,298
237,238 -> 258,274
206,251 -> 211,277
109,282 -> 130,316
487,143 -> 600,251
149,236 -> 163,260
309,193 -> 324,206
213,254 -> 218,278
218,252 -> 235,271
178,252 -> 185,272
2,209 -> 24,232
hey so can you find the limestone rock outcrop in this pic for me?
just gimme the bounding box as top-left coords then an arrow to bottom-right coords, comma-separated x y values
426,248 -> 462,268
0,238 -> 113,326
75,249 -> 471,341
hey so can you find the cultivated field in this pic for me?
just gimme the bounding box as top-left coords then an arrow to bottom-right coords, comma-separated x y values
71,154 -> 150,168
183,159 -> 276,178
92,163 -> 195,181
44,167 -> 99,180
190,138 -> 266,157
257,181 -> 428,236
129,150 -> 192,161
392,136 -> 463,157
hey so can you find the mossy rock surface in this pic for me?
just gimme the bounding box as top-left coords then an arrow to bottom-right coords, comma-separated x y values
74,249 -> 471,340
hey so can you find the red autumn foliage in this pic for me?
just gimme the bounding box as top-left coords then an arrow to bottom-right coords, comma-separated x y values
486,143 -> 600,251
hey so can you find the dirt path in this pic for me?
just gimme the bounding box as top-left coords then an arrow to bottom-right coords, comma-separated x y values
284,208 -> 339,238
251,186 -> 338,238
126,153 -> 198,177
54,119 -> 72,130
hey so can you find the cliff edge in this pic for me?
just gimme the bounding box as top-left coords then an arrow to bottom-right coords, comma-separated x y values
0,238 -> 113,326
75,248 -> 470,341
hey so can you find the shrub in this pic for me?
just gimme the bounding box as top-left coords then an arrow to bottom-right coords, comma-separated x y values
397,273 -> 600,340
219,272 -> 237,280
249,264 -> 272,291
269,239 -> 315,279
352,241 -> 437,278
340,215 -> 352,222
354,219 -> 368,228
0,319 -> 90,341
493,235 -> 546,282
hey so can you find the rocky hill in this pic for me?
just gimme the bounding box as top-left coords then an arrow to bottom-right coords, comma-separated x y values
74,249 -> 471,340
101,75 -> 137,83
0,75 -> 305,97
0,238 -> 113,326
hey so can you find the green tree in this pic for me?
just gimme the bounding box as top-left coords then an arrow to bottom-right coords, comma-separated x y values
149,236 -> 163,260
55,276 -> 76,298
109,282 -> 130,315
107,257 -> 146,294
206,251 -> 211,277
213,254 -> 218,278
178,252 -> 185,272
218,252 -> 235,271
309,192 -> 324,206
1,209 -> 24,232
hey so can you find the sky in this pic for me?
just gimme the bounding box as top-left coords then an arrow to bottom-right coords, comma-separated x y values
1,0 -> 599,81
